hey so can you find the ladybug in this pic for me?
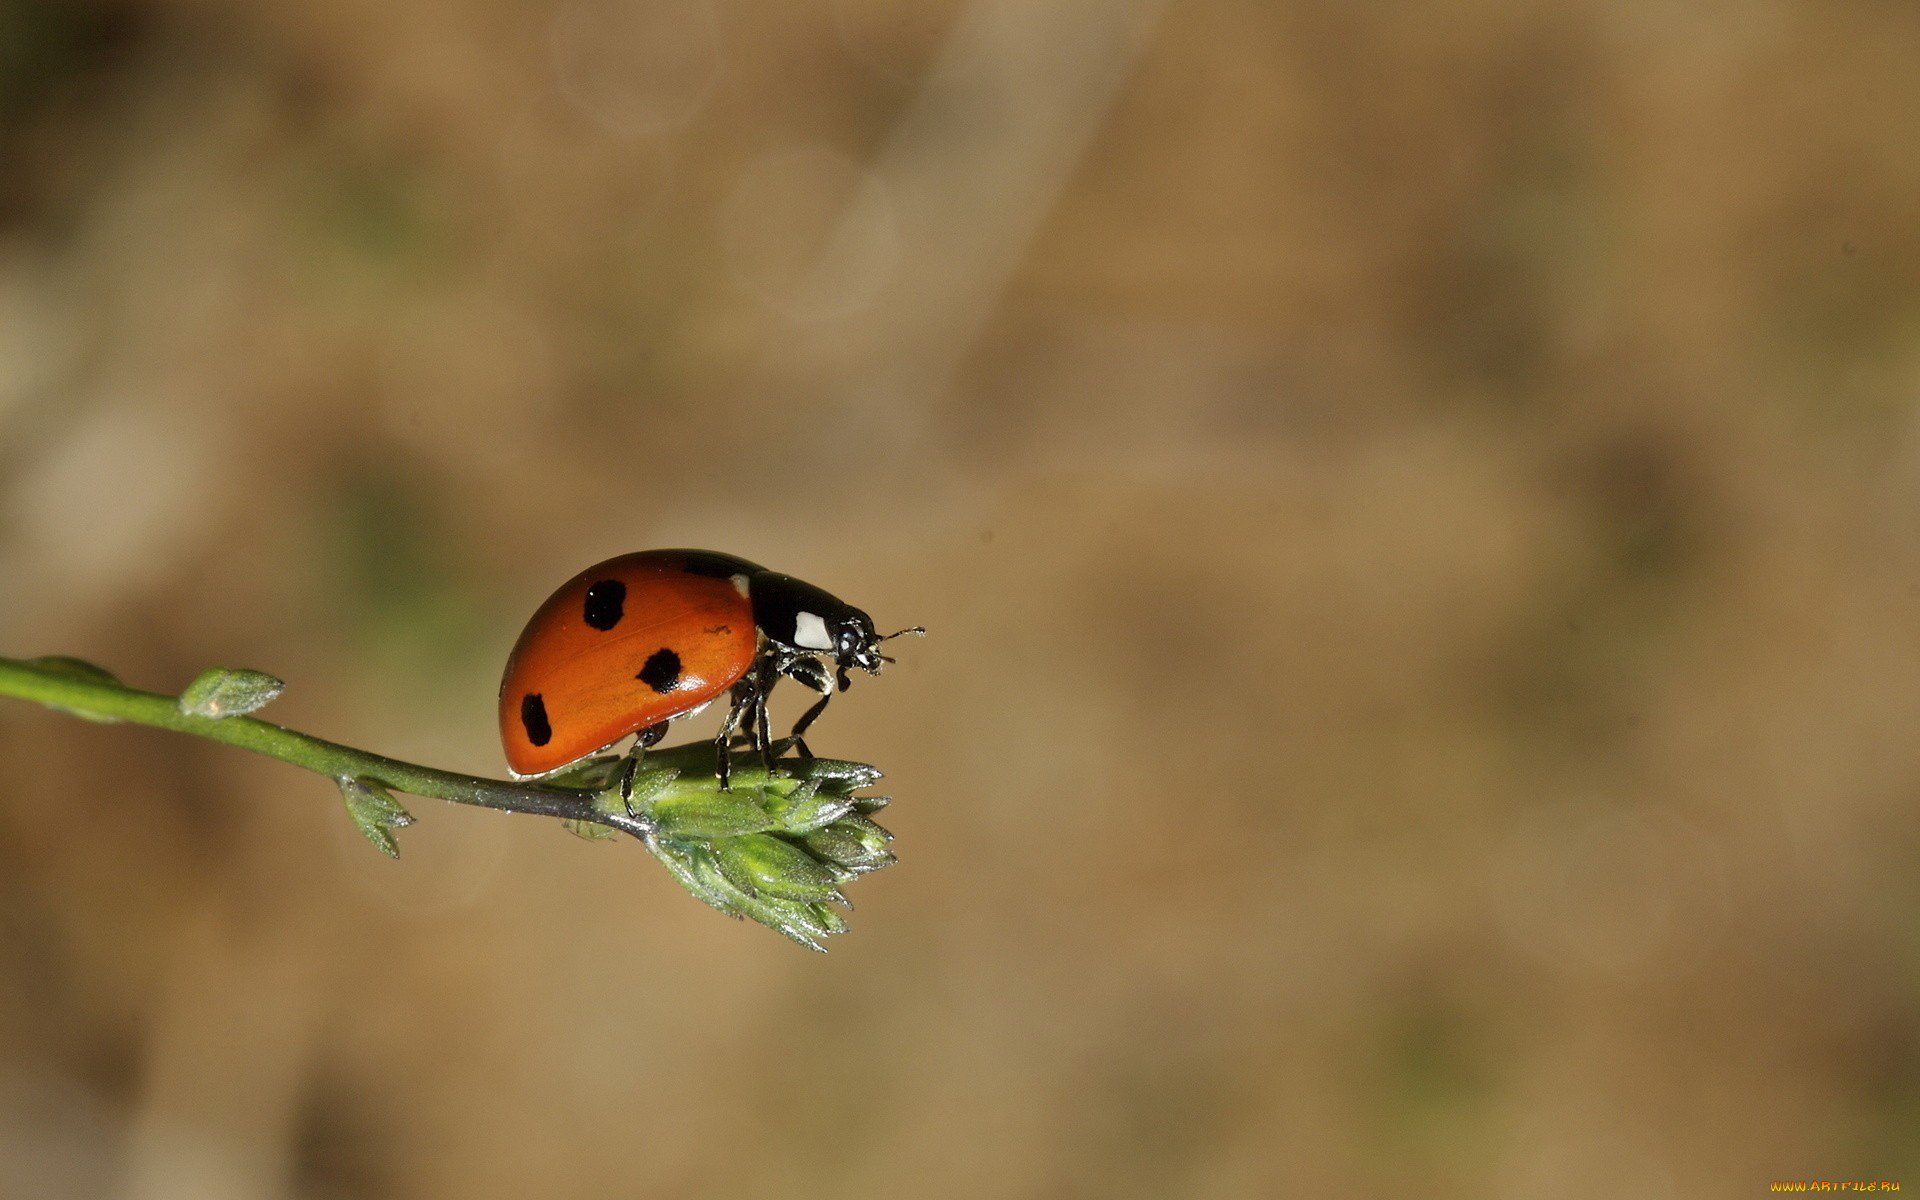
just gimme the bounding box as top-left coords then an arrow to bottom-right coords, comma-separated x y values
499,549 -> 921,788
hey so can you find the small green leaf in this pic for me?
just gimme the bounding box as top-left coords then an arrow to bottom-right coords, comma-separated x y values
765,776 -> 821,806
585,762 -> 681,821
178,668 -> 285,718
721,887 -> 835,952
338,777 -> 413,859
653,789 -> 777,839
648,842 -> 739,917
561,818 -> 617,842
792,758 -> 883,789
27,656 -> 120,685
715,834 -> 841,902
620,764 -> 679,809
804,815 -> 896,873
760,897 -> 838,946
807,902 -> 850,936
688,846 -> 755,917
26,657 -> 124,722
753,903 -> 830,951
708,837 -> 760,897
768,782 -> 854,835
546,756 -> 623,790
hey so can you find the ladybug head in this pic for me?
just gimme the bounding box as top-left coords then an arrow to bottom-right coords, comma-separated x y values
751,572 -> 923,677
836,614 -> 925,676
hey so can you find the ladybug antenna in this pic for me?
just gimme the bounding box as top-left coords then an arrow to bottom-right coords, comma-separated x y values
853,625 -> 921,672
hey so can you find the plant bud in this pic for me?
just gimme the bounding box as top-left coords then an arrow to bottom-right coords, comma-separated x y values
178,668 -> 285,718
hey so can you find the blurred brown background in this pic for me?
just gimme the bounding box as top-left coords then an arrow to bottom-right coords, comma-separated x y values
2,0 -> 1918,1196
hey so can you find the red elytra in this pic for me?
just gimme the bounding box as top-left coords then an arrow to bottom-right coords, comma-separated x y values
498,550 -> 761,777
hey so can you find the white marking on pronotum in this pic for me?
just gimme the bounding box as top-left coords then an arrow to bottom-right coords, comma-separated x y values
793,611 -> 833,650
730,574 -> 751,598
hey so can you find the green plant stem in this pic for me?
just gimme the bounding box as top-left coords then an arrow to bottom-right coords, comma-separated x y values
0,655 -> 651,838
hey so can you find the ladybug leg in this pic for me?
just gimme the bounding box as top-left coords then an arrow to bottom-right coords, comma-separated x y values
719,681 -> 754,747
735,687 -> 758,748
714,682 -> 757,791
724,654 -> 778,768
617,722 -> 669,810
752,669 -> 778,765
782,657 -> 837,761
788,696 -> 827,760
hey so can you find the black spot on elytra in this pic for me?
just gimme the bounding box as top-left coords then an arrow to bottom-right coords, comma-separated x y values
583,579 -> 626,630
637,648 -> 682,694
520,694 -> 552,746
